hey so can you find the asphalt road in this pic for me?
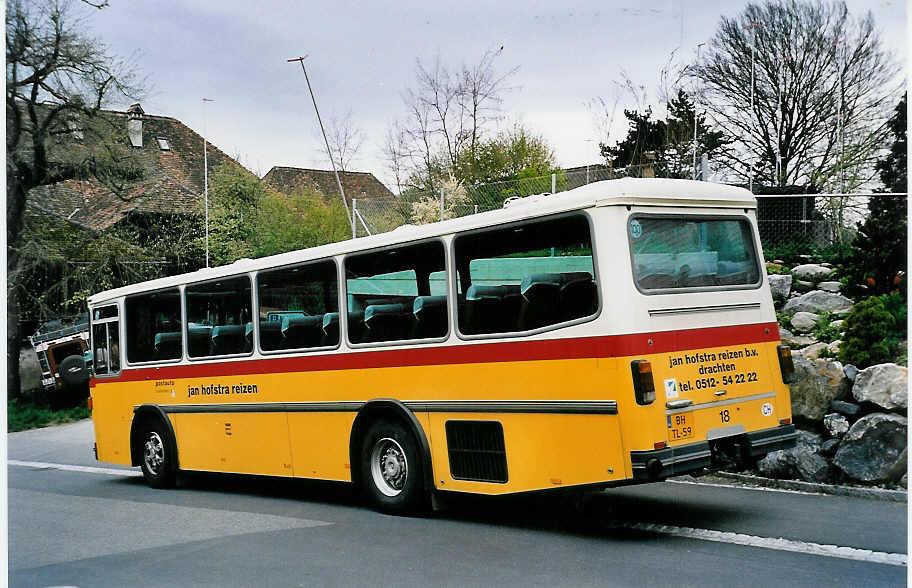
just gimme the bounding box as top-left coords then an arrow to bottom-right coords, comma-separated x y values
8,420 -> 908,587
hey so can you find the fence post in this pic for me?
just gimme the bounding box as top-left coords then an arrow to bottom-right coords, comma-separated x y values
440,187 -> 445,222
551,173 -> 556,194
352,198 -> 357,238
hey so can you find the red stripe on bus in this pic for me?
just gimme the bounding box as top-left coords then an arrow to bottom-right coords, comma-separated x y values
95,322 -> 780,384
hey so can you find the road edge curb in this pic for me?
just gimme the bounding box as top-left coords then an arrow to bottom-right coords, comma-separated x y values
710,471 -> 908,502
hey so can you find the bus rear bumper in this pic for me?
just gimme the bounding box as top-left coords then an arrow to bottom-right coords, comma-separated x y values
630,424 -> 798,481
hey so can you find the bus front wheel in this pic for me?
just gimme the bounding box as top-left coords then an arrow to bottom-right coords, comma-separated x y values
138,420 -> 177,489
360,420 -> 427,515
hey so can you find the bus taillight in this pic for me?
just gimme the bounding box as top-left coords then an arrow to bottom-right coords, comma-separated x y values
87,396 -> 93,412
777,345 -> 794,384
631,359 -> 656,405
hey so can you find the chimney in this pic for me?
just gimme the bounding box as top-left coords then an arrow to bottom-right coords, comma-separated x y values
127,103 -> 144,148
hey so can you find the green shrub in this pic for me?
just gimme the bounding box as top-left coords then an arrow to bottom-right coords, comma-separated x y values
812,312 -> 841,344
762,240 -> 852,267
817,347 -> 837,359
838,294 -> 907,368
765,263 -> 789,275
775,311 -> 791,331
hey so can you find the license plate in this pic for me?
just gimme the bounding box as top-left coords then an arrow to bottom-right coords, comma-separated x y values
668,413 -> 694,441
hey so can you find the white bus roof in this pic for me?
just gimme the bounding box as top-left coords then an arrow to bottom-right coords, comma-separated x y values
88,178 -> 755,305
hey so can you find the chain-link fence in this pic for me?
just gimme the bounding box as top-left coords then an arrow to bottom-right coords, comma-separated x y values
351,170 -> 904,255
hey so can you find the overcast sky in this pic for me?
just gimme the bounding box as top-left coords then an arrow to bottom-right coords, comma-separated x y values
81,0 -> 907,189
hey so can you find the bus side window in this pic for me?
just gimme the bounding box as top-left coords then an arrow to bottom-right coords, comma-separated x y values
453,214 -> 598,335
91,304 -> 120,375
256,260 -> 339,352
93,324 -> 108,375
185,275 -> 253,358
345,241 -> 447,344
125,289 -> 182,363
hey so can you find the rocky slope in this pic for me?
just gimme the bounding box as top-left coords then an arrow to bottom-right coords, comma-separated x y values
756,261 -> 907,488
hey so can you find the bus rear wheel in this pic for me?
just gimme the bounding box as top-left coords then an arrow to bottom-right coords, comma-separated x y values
360,420 -> 427,515
139,420 -> 177,489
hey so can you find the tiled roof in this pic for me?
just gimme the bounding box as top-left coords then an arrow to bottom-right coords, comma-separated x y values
263,166 -> 394,201
28,106 -> 248,231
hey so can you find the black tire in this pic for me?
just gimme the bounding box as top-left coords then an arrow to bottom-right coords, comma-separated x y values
138,419 -> 177,489
59,354 -> 89,389
56,355 -> 90,410
360,420 -> 427,515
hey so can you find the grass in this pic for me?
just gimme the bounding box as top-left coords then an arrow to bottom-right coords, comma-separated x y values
8,397 -> 90,432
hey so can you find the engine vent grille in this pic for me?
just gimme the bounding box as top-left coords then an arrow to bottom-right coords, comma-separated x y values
446,420 -> 508,483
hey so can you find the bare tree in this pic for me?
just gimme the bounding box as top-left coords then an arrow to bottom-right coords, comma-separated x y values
381,121 -> 410,195
456,48 -> 518,161
323,108 -> 364,172
587,69 -> 653,163
386,49 -> 516,192
7,0 -> 143,397
693,0 -> 898,189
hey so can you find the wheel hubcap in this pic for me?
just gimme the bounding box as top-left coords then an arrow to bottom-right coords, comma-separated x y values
370,437 -> 408,497
144,432 -> 165,475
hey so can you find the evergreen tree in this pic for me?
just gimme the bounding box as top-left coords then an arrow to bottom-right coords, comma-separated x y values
842,93 -> 907,297
600,90 -> 727,178
875,93 -> 907,193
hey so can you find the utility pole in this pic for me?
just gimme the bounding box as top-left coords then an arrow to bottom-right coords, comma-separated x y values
833,40 -> 845,193
202,97 -> 214,268
693,42 -> 705,180
776,54 -> 791,186
287,55 -> 353,237
743,21 -> 762,192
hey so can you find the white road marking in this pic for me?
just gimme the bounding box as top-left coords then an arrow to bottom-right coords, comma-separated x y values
9,459 -> 142,477
622,522 -> 907,567
11,459 -> 906,567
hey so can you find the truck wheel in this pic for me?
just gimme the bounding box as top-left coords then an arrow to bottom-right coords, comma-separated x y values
360,420 -> 427,515
139,420 -> 177,489
59,354 -> 89,389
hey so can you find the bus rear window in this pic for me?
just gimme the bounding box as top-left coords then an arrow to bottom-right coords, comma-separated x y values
629,216 -> 760,292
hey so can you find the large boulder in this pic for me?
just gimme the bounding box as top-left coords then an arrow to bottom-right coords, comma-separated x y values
757,431 -> 830,483
823,413 -> 850,438
820,438 -> 840,458
795,342 -> 828,360
792,264 -> 833,283
843,364 -> 859,382
833,413 -> 907,483
779,328 -> 816,349
789,357 -> 850,420
852,363 -> 908,411
790,311 -> 819,333
768,274 -> 792,300
830,399 -> 861,417
756,449 -> 791,478
781,290 -> 853,316
793,279 -> 816,293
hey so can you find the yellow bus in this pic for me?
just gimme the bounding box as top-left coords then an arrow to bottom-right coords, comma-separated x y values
88,178 -> 797,514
